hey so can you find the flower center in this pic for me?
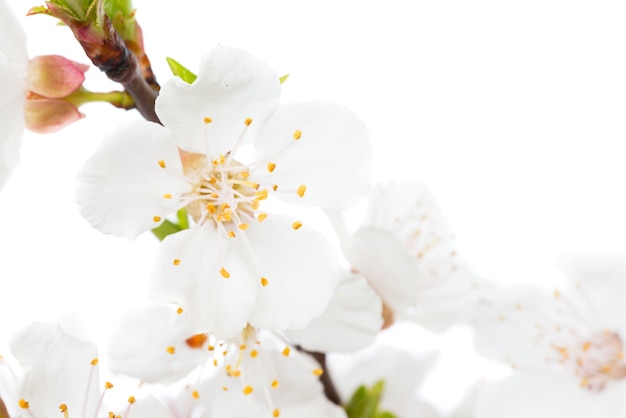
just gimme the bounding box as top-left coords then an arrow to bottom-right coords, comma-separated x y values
573,332 -> 626,391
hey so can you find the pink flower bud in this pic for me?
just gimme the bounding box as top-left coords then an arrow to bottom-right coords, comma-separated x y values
26,55 -> 88,99
24,99 -> 84,134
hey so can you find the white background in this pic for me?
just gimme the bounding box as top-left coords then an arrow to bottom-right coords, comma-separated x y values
2,0 -> 626,413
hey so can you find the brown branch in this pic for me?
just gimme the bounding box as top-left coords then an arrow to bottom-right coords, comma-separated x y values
302,349 -> 342,405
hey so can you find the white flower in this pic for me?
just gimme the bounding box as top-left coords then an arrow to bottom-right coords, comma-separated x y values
473,254 -> 626,418
337,181 -> 490,331
329,344 -> 442,418
0,0 -> 27,191
76,46 -> 372,339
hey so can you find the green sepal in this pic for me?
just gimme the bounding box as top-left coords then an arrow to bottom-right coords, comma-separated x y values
345,380 -> 398,418
103,0 -> 137,41
279,73 -> 289,84
166,57 -> 197,84
27,5 -> 53,16
176,207 -> 190,230
151,220 -> 182,241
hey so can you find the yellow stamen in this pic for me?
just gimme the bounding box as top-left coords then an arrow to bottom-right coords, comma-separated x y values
166,346 -> 175,354
173,259 -> 181,266
220,267 -> 230,278
312,368 -> 324,376
18,399 -> 29,409
208,345 -> 215,351
222,386 -> 228,391
105,382 -> 114,389
186,333 -> 208,349
163,193 -> 172,199
250,350 -> 259,358
273,409 -> 281,417
177,307 -> 184,314
240,170 -> 250,179
228,231 -> 236,238
213,359 -> 218,367
240,344 -> 247,350
60,404 -> 68,412
296,184 -> 307,198
128,396 -> 136,404
204,117 -> 212,124
153,216 -> 162,222
245,118 -> 253,126
282,347 -> 290,357
267,162 -> 277,173
261,277 -> 269,287
192,390 -> 200,399
158,160 -> 166,168
271,380 -> 279,388
239,223 -> 250,230
258,213 -> 268,222
292,221 -> 303,230
91,358 -> 99,366
250,200 -> 260,210
243,385 -> 254,395
582,341 -> 591,352
293,130 -> 302,140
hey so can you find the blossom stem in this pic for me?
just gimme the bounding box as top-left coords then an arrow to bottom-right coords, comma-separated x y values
65,87 -> 135,110
0,397 -> 9,418
301,349 -> 342,405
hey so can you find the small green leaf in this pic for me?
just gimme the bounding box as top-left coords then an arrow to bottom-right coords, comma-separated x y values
345,385 -> 378,418
176,207 -> 190,230
166,57 -> 197,84
279,73 -> 289,84
375,412 -> 398,418
151,219 -> 182,241
27,6 -> 53,16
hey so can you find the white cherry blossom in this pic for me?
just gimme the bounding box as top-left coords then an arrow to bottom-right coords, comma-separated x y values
473,254 -> 626,418
76,46 -> 372,339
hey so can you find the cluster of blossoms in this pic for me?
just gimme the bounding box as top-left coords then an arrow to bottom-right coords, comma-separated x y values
1,0 -> 625,417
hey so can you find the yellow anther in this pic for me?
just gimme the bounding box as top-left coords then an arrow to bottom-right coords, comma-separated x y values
243,385 -> 254,395
166,346 -> 176,354
105,381 -> 114,389
158,160 -> 166,168
312,368 -> 324,376
271,380 -> 279,388
601,364 -> 612,373
273,408 -> 281,417
208,345 -> 215,351
582,342 -> 591,352
210,193 -> 219,199
245,117 -> 253,126
258,213 -> 268,222
296,184 -> 307,198
223,351 -> 228,356
222,210 -> 233,222
213,359 -> 218,367
256,189 -> 269,200
240,170 -> 250,179
209,176 -> 217,184
282,347 -> 290,357
204,117 -> 212,124
239,223 -> 250,230
293,130 -> 302,140
163,193 -> 172,199
173,259 -> 181,266
153,216 -> 162,222
240,344 -> 247,350
232,370 -> 241,377
91,358 -> 99,366
222,386 -> 228,391
272,184 -> 278,191
260,277 -> 269,287
128,396 -> 136,404
292,221 -> 303,230
220,267 -> 230,278
186,333 -> 208,349
207,204 -> 217,214
192,390 -> 200,399
250,350 -> 259,358
59,404 -> 68,412
228,231 -> 236,238
18,399 -> 29,409
267,162 -> 277,173
250,200 -> 260,210
580,378 -> 589,387
177,307 -> 184,314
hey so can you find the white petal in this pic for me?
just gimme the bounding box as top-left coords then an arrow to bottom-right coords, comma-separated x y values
329,344 -> 439,416
0,1 -> 28,66
156,46 -> 280,155
149,223 -> 257,339
107,305 -> 208,384
76,120 -> 191,239
129,395 -> 176,418
287,272 -> 382,352
344,227 -> 421,313
253,100 -> 372,209
0,357 -> 17,418
10,321 -> 100,418
559,254 -> 626,328
245,217 -> 340,331
475,373 -> 626,418
0,51 -> 25,191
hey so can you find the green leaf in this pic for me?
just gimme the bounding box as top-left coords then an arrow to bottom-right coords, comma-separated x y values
166,57 -> 198,84
345,386 -> 379,418
176,207 -> 190,230
375,412 -> 398,418
279,73 -> 289,84
151,219 -> 182,241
